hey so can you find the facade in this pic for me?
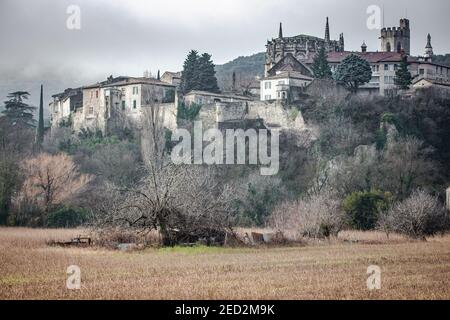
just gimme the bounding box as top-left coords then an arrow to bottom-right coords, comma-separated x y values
50,76 -> 176,134
161,71 -> 182,88
184,90 -> 252,107
327,51 -> 404,96
380,19 -> 410,55
49,88 -> 83,126
264,18 -> 344,77
260,71 -> 313,101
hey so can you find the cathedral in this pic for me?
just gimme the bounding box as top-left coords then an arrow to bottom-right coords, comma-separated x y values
264,18 -> 344,77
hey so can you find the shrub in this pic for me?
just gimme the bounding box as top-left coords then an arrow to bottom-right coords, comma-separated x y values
380,190 -> 450,239
269,191 -> 344,239
343,190 -> 391,230
46,206 -> 89,228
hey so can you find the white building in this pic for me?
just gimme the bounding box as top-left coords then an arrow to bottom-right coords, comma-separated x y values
260,71 -> 313,101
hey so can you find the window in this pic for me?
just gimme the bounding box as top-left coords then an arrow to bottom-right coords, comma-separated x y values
394,64 -> 398,71
265,82 -> 271,89
384,64 -> 389,71
88,105 -> 94,115
121,101 -> 126,110
133,100 -> 137,109
133,87 -> 138,95
419,69 -> 425,75
96,90 -> 98,98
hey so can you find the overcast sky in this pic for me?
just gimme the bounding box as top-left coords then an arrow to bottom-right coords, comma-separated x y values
1,0 -> 449,108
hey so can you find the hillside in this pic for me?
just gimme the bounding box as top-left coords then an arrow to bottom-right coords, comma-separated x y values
215,52 -> 265,91
433,54 -> 450,66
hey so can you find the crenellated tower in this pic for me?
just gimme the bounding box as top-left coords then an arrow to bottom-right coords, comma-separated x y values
380,18 -> 410,55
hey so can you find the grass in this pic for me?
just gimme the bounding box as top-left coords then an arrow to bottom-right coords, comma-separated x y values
0,227 -> 450,299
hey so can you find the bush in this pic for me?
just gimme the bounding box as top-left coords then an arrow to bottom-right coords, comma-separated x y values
269,191 -> 344,239
46,206 -> 89,228
343,190 -> 391,230
380,190 -> 450,239
233,174 -> 286,227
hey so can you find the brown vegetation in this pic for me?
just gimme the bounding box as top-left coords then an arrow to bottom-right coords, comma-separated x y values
1,227 -> 449,300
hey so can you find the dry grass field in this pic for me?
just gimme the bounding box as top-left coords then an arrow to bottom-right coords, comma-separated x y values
0,227 -> 449,300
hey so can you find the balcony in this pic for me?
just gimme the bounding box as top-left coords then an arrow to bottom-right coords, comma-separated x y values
276,84 -> 290,92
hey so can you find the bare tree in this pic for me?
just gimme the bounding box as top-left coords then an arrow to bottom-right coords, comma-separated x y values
269,190 -> 344,239
91,88 -> 237,246
379,189 -> 450,240
18,153 -> 92,214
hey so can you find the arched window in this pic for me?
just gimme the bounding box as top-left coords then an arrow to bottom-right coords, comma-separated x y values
386,42 -> 391,52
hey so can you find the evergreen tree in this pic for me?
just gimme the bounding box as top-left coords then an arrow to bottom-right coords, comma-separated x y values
311,46 -> 332,79
180,50 -> 200,94
157,70 -> 161,81
394,57 -> 412,90
1,91 -> 36,127
334,54 -> 372,93
181,50 -> 220,94
36,85 -> 44,145
198,53 -> 220,93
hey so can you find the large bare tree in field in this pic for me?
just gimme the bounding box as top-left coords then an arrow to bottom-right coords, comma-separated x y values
92,88 -> 237,246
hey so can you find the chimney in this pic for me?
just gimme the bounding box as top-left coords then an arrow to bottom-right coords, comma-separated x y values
361,41 -> 367,53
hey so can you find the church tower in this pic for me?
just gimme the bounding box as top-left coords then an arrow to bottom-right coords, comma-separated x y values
380,18 -> 410,55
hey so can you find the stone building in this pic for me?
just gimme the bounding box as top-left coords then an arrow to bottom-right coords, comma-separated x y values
380,18 -> 410,55
184,90 -> 252,107
50,75 -> 177,134
264,18 -> 344,77
49,88 -> 83,127
161,71 -> 182,88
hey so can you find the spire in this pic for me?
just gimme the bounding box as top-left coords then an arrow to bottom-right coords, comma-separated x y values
278,22 -> 283,39
325,17 -> 330,42
425,33 -> 433,59
426,33 -> 432,48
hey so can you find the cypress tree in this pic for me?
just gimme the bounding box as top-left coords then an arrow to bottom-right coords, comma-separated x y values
311,46 -> 332,79
180,50 -> 200,94
36,84 -> 44,145
198,53 -> 220,93
394,57 -> 412,90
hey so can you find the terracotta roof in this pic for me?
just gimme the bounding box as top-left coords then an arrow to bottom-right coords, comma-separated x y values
102,77 -> 176,88
408,59 -> 450,69
185,90 -> 252,101
83,76 -> 175,89
412,77 -> 450,87
162,71 -> 181,78
326,51 -> 404,63
52,87 -> 82,99
263,71 -> 313,81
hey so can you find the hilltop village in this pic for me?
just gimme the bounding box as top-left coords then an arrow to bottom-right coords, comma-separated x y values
49,17 -> 450,135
